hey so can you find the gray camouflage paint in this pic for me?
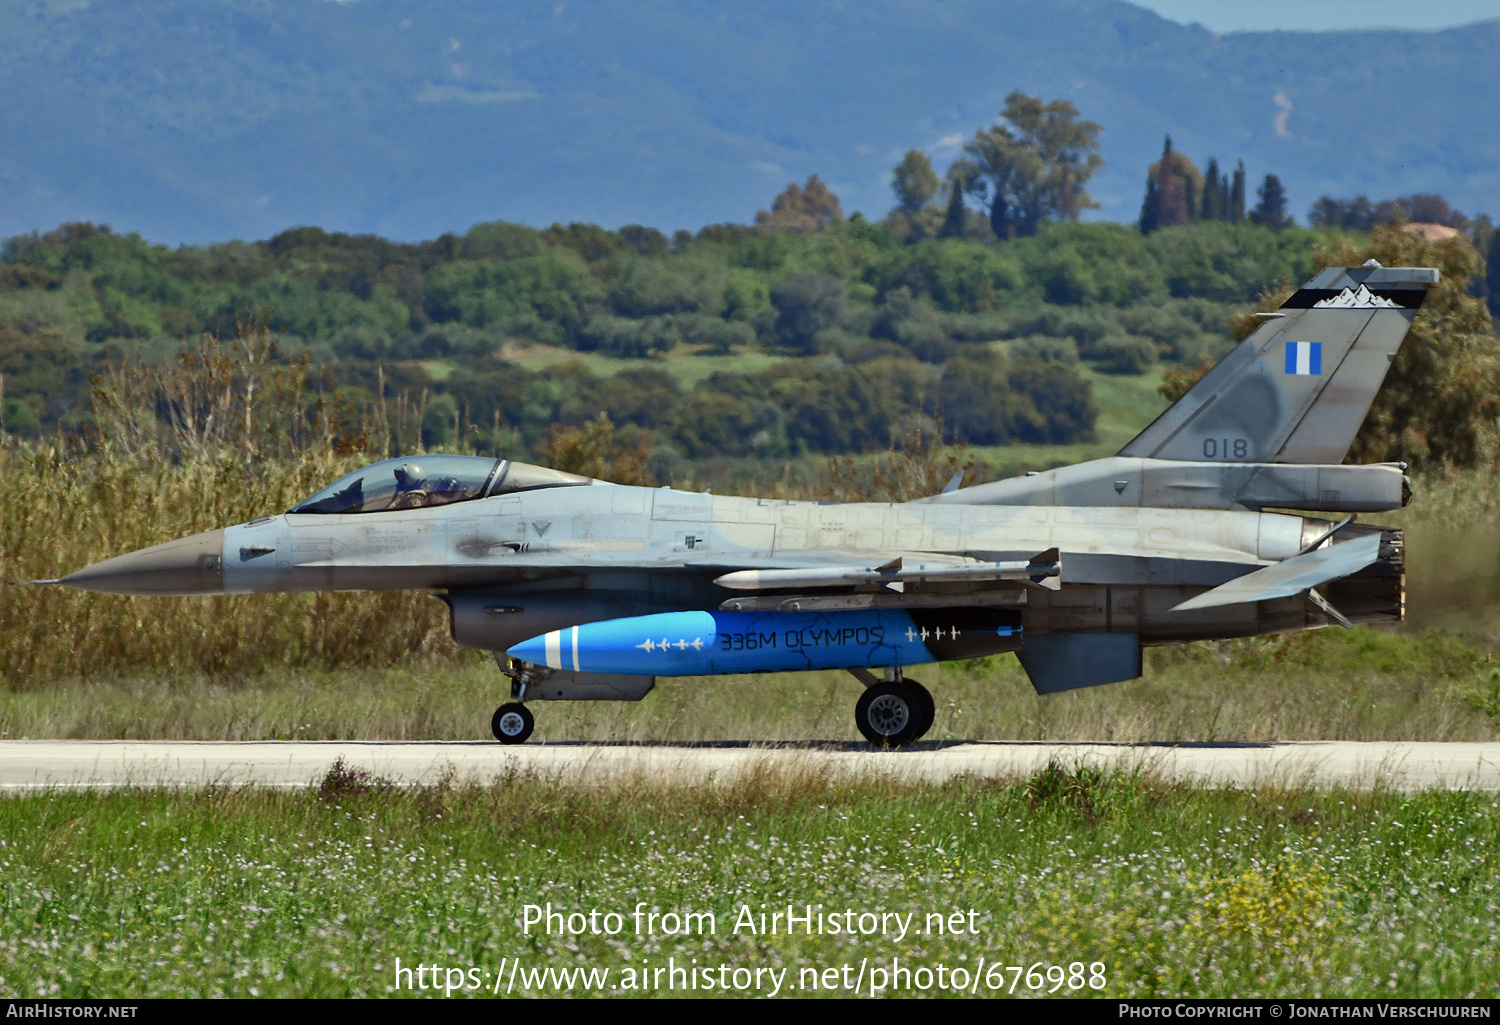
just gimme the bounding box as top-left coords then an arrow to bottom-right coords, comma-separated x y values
53,266 -> 1429,697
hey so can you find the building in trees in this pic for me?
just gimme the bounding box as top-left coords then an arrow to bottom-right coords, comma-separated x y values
1401,194 -> 1470,229
948,91 -> 1103,239
755,175 -> 843,233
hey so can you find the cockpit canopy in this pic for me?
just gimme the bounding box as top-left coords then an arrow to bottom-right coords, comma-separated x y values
290,456 -> 589,514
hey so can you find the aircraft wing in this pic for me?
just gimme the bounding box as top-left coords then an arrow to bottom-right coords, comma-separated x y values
1169,534 -> 1382,612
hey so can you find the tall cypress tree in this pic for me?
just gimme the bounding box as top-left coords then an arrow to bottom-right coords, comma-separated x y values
1139,136 -> 1172,233
1487,230 -> 1500,322
1251,174 -> 1290,231
1201,157 -> 1223,220
1139,175 -> 1160,234
989,180 -> 1013,239
1229,160 -> 1247,224
940,179 -> 967,238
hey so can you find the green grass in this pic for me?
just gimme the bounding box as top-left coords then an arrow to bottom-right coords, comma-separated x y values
1080,364 -> 1170,446
5,423 -> 1499,744
500,344 -> 792,387
419,359 -> 455,382
1,627 -> 1492,743
968,364 -> 1167,472
503,345 -> 639,377
2,769 -> 1498,997
660,350 -> 793,388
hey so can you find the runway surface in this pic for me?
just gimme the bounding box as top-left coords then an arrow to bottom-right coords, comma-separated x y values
2,740 -> 1499,791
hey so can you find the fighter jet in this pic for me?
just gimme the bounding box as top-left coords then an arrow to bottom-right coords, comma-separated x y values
48,263 -> 1428,745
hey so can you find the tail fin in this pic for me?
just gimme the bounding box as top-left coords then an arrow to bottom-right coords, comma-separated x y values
1120,264 -> 1436,464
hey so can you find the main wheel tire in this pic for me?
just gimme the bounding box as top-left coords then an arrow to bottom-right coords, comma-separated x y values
906,679 -> 936,740
855,682 -> 922,747
491,702 -> 534,744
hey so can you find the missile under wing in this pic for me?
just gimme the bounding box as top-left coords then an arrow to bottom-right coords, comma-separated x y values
46,264 -> 1428,746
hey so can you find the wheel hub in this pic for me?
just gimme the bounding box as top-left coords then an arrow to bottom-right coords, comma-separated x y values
497,711 -> 528,736
866,693 -> 910,736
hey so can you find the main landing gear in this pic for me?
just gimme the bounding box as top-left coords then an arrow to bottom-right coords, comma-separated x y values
849,668 -> 934,748
492,656 -> 537,745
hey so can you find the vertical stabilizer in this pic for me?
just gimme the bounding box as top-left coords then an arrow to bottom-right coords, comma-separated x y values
1119,265 -> 1435,464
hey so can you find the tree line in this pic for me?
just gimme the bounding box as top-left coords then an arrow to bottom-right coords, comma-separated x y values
2,89 -> 1493,471
0,210 -> 1325,453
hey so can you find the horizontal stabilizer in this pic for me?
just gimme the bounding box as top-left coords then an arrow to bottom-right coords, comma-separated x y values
1171,534 -> 1382,613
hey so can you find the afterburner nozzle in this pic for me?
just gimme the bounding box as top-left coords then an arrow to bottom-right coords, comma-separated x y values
58,529 -> 227,596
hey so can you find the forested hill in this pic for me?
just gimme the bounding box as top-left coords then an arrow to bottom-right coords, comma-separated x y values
1,0 -> 1497,244
1,217 -> 1329,473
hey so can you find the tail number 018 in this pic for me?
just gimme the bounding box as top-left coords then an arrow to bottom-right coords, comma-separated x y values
1203,437 -> 1249,459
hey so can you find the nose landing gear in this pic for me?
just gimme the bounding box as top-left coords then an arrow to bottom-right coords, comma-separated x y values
491,703 -> 534,744
849,668 -> 935,747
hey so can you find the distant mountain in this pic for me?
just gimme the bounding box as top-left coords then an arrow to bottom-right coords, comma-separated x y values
1,0 -> 1496,244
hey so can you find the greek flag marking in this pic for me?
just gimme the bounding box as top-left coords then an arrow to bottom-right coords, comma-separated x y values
1285,341 -> 1321,375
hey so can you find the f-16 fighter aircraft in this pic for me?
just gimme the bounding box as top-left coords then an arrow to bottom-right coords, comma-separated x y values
48,263 -> 1429,745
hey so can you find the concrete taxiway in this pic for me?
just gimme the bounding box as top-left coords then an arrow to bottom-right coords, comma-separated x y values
0,740 -> 1498,791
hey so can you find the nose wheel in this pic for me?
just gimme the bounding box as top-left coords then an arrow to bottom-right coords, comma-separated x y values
850,672 -> 935,747
491,703 -> 534,744
491,655 -> 542,744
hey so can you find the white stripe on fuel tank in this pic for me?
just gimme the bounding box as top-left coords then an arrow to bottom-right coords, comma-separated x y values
545,630 -> 561,669
571,626 -> 580,671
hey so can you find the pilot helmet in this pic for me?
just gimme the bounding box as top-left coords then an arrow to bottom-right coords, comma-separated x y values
393,462 -> 426,490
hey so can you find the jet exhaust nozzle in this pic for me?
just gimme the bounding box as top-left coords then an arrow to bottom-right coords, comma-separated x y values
507,608 -> 1023,677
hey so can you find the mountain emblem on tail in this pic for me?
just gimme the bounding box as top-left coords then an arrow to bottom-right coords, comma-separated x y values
1313,284 -> 1402,309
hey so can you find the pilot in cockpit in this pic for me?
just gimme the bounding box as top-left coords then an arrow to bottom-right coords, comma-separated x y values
390,463 -> 427,508
428,474 -> 467,504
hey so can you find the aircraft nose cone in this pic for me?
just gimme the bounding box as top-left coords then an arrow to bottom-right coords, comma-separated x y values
60,529 -> 226,596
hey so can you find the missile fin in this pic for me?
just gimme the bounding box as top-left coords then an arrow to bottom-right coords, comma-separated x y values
1305,587 -> 1353,630
1028,547 -> 1062,590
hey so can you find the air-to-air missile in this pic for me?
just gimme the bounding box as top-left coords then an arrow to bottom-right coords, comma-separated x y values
43,263 -> 1429,747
